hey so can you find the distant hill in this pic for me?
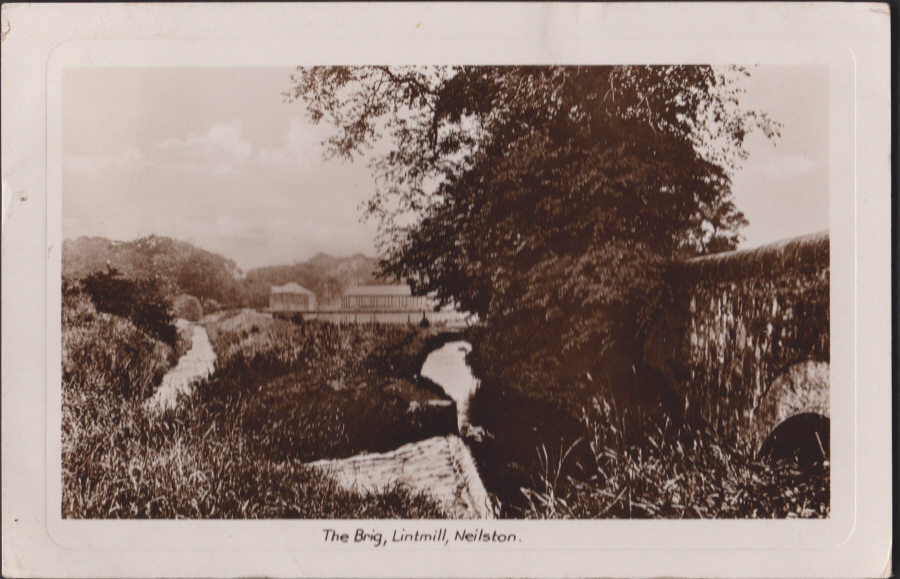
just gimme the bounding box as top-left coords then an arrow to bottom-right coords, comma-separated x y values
63,235 -> 389,310
62,236 -> 244,306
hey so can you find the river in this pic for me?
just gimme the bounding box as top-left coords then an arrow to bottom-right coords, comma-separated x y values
149,321 -> 217,411
419,340 -> 479,431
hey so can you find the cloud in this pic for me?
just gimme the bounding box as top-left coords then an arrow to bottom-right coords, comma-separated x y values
64,118 -> 330,178
214,214 -> 271,244
762,153 -> 817,179
151,121 -> 253,174
65,121 -> 254,176
743,151 -> 819,181
257,117 -> 326,173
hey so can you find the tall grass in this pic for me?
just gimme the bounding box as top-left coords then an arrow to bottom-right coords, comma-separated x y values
465,336 -> 829,519
519,396 -> 829,519
62,289 -> 448,519
64,387 -> 444,519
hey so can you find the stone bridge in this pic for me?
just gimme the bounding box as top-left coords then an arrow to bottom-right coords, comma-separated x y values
645,231 -> 830,457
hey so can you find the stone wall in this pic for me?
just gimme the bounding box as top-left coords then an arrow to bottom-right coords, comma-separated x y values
645,231 -> 830,447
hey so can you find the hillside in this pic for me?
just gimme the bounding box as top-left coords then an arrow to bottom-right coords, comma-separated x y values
62,235 -> 387,309
62,236 -> 244,306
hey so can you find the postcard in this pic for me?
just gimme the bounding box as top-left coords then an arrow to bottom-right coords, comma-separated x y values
1,3 -> 891,577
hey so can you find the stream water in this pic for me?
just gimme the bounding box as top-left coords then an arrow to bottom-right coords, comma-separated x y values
150,322 -> 217,411
419,340 -> 479,431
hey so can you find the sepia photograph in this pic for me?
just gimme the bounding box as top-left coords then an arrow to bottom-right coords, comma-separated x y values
2,3 -> 891,578
61,64 -> 830,520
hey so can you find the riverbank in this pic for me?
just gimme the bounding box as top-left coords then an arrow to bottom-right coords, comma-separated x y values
309,435 -> 492,518
200,311 -> 460,462
63,298 -> 451,518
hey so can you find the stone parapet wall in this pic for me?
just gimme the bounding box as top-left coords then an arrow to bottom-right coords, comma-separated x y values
645,231 -> 830,447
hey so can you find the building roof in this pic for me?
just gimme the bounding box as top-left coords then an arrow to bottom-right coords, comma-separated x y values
344,284 -> 412,297
271,282 -> 316,295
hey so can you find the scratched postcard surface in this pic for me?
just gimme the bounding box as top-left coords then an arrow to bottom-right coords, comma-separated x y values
1,3 -> 891,578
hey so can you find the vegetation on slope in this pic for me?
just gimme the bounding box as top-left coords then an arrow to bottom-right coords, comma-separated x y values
203,312 -> 455,462
63,235 -> 243,307
62,281 -> 447,519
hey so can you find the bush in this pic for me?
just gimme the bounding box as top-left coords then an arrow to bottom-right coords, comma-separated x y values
62,281 -> 175,399
172,294 -> 203,321
80,269 -> 178,348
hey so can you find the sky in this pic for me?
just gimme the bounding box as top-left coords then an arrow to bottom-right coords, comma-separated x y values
62,66 -> 829,271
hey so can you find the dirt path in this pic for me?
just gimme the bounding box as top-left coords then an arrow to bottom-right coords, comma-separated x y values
149,322 -> 217,411
308,434 -> 492,518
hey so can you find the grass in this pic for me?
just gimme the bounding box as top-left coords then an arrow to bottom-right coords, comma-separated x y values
519,398 -> 830,519
63,280 -> 828,520
464,337 -> 830,519
62,287 -> 449,519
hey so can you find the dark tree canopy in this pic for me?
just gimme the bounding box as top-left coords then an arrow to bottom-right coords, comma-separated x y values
287,65 -> 778,390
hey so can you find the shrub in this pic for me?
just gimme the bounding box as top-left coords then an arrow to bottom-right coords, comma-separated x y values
172,294 -> 203,321
81,269 -> 178,348
62,281 -> 175,399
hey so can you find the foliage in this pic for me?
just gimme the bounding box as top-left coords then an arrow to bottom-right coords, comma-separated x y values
519,398 -> 830,519
63,235 -> 244,305
171,294 -> 203,322
79,269 -> 178,348
652,232 -> 831,444
63,281 -> 176,399
202,312 -> 455,461
63,236 -> 384,310
287,65 -> 779,404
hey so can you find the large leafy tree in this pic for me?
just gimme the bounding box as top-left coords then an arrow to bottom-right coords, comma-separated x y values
287,66 -> 778,397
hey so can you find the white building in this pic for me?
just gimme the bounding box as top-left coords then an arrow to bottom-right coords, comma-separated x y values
341,285 -> 436,311
269,282 -> 317,313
